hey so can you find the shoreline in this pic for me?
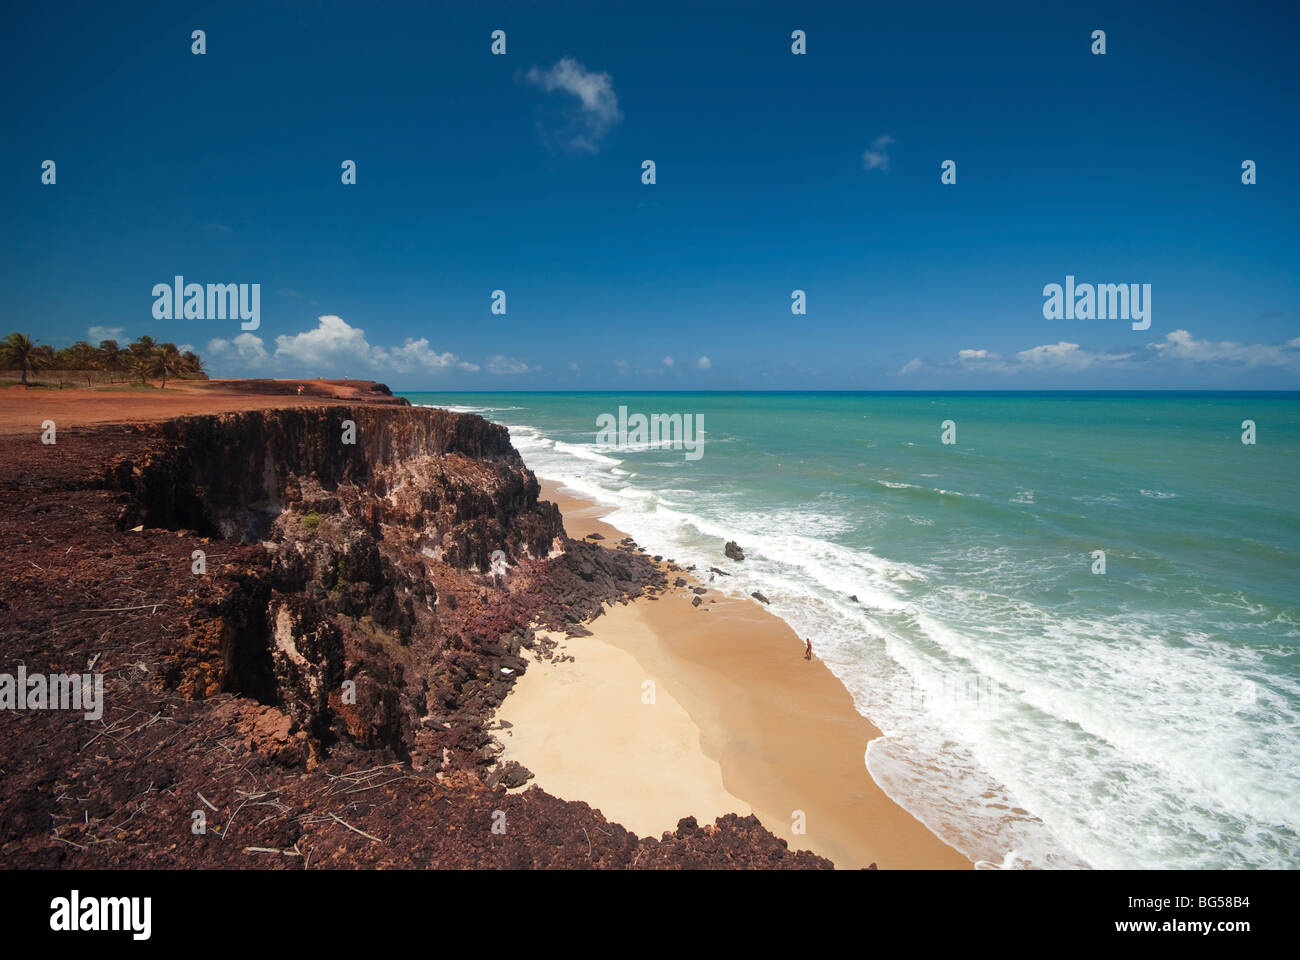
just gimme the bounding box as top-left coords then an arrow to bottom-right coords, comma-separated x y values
499,477 -> 972,869
2,378 -> 970,868
2,382 -> 837,869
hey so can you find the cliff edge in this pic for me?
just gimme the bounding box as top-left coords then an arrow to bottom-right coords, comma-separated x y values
0,395 -> 830,869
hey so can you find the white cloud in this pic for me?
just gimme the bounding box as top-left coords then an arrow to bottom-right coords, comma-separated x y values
904,329 -> 1300,381
909,328 -> 1300,379
862,134 -> 895,172
205,332 -> 271,369
372,338 -> 478,373
206,315 -> 490,378
937,341 -> 1130,373
1148,329 -> 1300,368
524,57 -> 622,153
274,315 -> 370,369
899,340 -> 1131,377
1014,341 -> 1131,370
663,356 -> 674,367
696,356 -> 711,370
88,325 -> 125,342
568,362 -> 580,374
485,355 -> 536,375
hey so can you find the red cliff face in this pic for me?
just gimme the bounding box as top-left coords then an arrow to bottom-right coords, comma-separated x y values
106,405 -> 572,763
0,403 -> 831,869
115,405 -> 562,563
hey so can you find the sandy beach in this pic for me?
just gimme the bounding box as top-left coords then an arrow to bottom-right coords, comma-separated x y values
1,379 -> 845,870
497,478 -> 972,869
3,377 -> 970,868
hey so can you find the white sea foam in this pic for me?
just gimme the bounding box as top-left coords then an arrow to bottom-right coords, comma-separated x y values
552,441 -> 623,466
498,414 -> 1300,870
416,403 -> 524,414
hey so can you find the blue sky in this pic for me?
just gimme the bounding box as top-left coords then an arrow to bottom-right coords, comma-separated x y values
3,0 -> 1298,389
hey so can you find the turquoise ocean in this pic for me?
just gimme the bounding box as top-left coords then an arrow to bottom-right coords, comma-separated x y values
401,391 -> 1300,869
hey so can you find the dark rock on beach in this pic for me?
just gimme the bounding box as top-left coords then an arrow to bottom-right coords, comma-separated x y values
751,591 -> 770,605
484,759 -> 534,790
724,541 -> 745,561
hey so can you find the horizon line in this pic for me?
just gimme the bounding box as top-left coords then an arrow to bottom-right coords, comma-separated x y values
390,387 -> 1300,395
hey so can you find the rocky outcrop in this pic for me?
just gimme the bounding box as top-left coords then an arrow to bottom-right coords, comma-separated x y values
96,404 -> 575,769
110,405 -> 560,557
724,540 -> 745,561
0,400 -> 829,870
92,402 -> 667,780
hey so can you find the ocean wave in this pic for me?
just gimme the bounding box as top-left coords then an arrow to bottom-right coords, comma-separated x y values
907,591 -> 1300,867
415,403 -> 525,414
552,441 -> 623,466
497,410 -> 1300,870
508,422 -> 1067,865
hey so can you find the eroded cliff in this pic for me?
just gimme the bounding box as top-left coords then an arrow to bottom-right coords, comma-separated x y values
0,400 -> 830,869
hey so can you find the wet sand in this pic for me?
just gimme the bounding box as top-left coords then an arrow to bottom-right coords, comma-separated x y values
495,479 -> 972,869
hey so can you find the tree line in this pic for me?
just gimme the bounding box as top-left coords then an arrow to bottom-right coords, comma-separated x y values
0,333 -> 206,388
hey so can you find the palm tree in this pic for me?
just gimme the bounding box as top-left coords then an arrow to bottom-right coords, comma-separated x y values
97,339 -> 124,382
128,335 -> 157,360
127,336 -> 159,384
157,343 -> 183,388
127,349 -> 155,384
34,344 -> 55,374
0,333 -> 51,386
180,350 -> 204,377
66,341 -> 98,386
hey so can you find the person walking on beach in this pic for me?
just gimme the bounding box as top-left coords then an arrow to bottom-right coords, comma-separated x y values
804,638 -> 813,661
